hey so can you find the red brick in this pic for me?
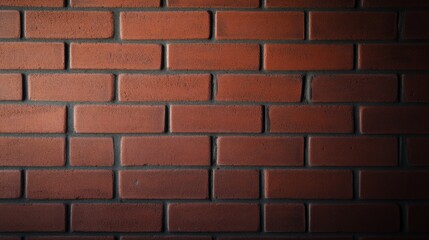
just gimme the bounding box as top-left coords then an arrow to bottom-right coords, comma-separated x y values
359,44 -> 429,70
170,105 -> 262,133
217,137 -> 304,166
0,11 -> 20,38
407,138 -> 429,166
264,44 -> 353,71
0,105 -> 66,133
167,44 -> 259,70
0,74 -> 22,101
70,137 -> 114,167
403,75 -> 429,102
219,238 -> 352,240
168,203 -> 259,232
216,74 -> 302,102
71,0 -> 160,7
121,237 -> 211,240
119,74 -> 211,102
360,170 -> 429,199
121,136 -> 210,166
74,105 -> 165,133
0,0 -> 64,7
121,11 -> 209,40
0,171 -> 21,198
360,106 -> 429,134
309,137 -> 398,166
408,205 -> 429,232
25,11 -> 113,39
311,74 -> 398,102
0,137 -> 65,166
266,0 -> 355,8
360,238 -> 427,240
0,43 -> 64,70
72,204 -> 162,232
216,11 -> 304,40
70,43 -> 161,70
403,12 -> 429,39
213,170 -> 259,199
0,204 -> 65,232
362,0 -> 429,8
119,170 -> 208,199
29,238 -> 114,240
270,106 -> 354,133
0,238 -> 21,240
310,12 -> 396,40
309,204 -> 400,232
167,0 -> 259,8
28,74 -> 114,102
264,204 -> 305,232
265,170 -> 353,199
27,170 -> 113,200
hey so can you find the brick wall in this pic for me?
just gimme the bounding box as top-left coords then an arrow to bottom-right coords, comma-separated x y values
0,0 -> 428,239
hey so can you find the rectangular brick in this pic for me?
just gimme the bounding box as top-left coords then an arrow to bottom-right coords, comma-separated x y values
71,204 -> 162,232
266,0 -> 355,8
170,105 -> 262,133
70,137 -> 114,167
309,12 -> 396,40
309,204 -> 400,232
217,137 -> 304,166
311,74 -> 398,102
167,44 -> 260,70
403,12 -> 429,39
360,106 -> 429,134
408,205 -> 429,232
359,44 -> 429,70
29,238 -> 114,240
119,170 -> 208,199
0,171 -> 21,198
403,75 -> 429,102
360,171 -> 429,199
0,11 -> 20,38
216,74 -> 302,102
0,105 -> 66,133
119,74 -> 211,102
214,170 -> 259,199
28,74 -> 114,102
74,105 -> 165,133
0,74 -> 22,101
121,11 -> 209,40
168,203 -> 259,232
167,0 -> 259,8
0,43 -> 64,70
70,43 -> 161,70
407,138 -> 429,166
269,106 -> 354,133
264,44 -> 353,70
362,0 -> 429,8
0,0 -> 64,7
71,0 -> 160,7
309,137 -> 398,166
122,237 -> 210,240
264,204 -> 305,232
0,204 -> 65,232
265,170 -> 353,199
121,136 -> 210,166
25,11 -> 113,39
27,170 -> 113,200
216,11 -> 304,40
0,137 -> 65,166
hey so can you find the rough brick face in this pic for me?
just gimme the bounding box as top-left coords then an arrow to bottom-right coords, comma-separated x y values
0,1 -> 428,238
25,11 -> 114,39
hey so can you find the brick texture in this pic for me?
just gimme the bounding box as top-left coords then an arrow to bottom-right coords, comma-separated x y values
0,1 -> 427,238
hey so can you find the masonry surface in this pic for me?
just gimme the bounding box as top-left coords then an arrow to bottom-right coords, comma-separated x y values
0,0 -> 428,239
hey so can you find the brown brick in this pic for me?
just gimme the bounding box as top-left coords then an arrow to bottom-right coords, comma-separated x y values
0,11 -> 20,38
0,74 -> 22,101
0,171 -> 21,198
217,137 -> 304,166
121,136 -> 210,166
119,170 -> 208,199
70,137 -> 114,167
264,204 -> 305,232
213,170 -> 259,199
